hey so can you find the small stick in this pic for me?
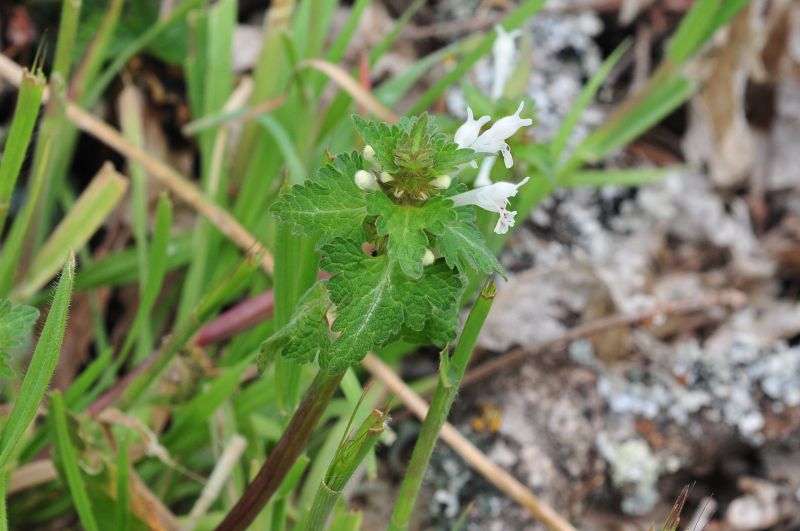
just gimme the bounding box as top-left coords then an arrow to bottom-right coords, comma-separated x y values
461,289 -> 746,387
181,435 -> 248,531
362,353 -> 576,531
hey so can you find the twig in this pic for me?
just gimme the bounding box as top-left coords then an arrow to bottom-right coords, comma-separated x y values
194,291 -> 275,346
461,289 -> 746,388
362,353 -> 576,531
181,435 -> 248,531
0,54 -> 275,275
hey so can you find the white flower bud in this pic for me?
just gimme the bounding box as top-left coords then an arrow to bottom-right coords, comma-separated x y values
363,145 -> 377,165
422,249 -> 435,266
431,175 -> 451,189
450,177 -> 530,234
354,170 -> 379,191
454,107 -> 490,149
380,171 -> 394,183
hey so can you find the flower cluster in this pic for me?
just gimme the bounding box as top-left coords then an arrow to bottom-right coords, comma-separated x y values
353,104 -> 532,235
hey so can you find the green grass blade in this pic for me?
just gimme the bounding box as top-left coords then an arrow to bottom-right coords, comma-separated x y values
560,168 -> 676,187
87,0 -> 204,104
52,0 -> 83,79
14,163 -> 128,300
666,0 -> 747,65
0,69 -> 46,235
408,0 -> 546,114
569,75 -> 695,167
551,40 -> 629,162
115,438 -> 131,531
117,194 -> 172,365
49,390 -> 100,531
72,0 -> 125,105
325,0 -> 371,65
0,255 -> 75,470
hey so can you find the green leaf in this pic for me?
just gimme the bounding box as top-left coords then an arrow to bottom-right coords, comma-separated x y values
50,391 -> 100,531
367,193 -> 455,279
0,256 -> 74,471
271,152 -> 368,243
436,205 -> 503,277
0,299 -> 39,378
258,282 -> 332,371
320,239 -> 463,372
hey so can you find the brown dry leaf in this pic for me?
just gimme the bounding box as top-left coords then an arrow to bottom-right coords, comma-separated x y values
682,1 -> 767,188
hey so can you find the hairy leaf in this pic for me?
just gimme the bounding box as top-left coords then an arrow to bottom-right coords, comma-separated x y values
0,299 -> 39,378
367,193 -> 454,279
436,205 -> 503,277
271,152 -> 368,243
319,238 -> 463,372
258,282 -> 332,371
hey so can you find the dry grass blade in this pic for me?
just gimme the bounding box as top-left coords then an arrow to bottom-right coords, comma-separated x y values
299,59 -> 398,123
15,163 -> 127,299
362,353 -> 576,531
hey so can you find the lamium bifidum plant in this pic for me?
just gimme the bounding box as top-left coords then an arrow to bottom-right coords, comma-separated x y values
218,106 -> 531,531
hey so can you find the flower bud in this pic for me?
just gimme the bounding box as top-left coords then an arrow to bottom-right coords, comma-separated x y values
354,170 -> 379,191
380,171 -> 394,183
422,249 -> 435,266
363,145 -> 377,165
431,175 -> 451,189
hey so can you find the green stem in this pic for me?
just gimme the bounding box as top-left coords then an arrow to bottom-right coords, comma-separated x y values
0,473 -> 7,531
389,282 -> 496,531
303,409 -> 387,530
215,368 -> 345,531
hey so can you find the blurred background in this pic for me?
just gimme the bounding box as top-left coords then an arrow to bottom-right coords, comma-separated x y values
1,0 -> 799,529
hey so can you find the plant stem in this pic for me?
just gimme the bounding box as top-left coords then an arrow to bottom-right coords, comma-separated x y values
389,282 -> 495,531
303,408 -> 387,531
215,368 -> 345,531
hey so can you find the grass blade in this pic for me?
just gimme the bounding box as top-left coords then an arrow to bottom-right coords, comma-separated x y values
0,69 -> 46,235
15,163 -> 128,300
115,438 -> 131,531
560,168 -> 676,187
49,390 -> 100,531
551,40 -> 629,163
0,255 -> 75,471
52,0 -> 83,79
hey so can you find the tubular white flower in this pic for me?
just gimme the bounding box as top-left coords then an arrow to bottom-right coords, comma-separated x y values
380,171 -> 394,183
450,176 -> 530,234
431,175 -> 451,189
491,25 -> 522,100
454,102 -> 531,169
454,107 -> 490,149
354,169 -> 379,191
422,249 -> 435,266
483,101 -> 532,142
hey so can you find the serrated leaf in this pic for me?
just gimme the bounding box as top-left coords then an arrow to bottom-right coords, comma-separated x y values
271,152 -> 368,243
436,205 -> 504,277
0,299 -> 40,378
320,238 -> 463,372
366,193 -> 455,279
258,282 -> 332,371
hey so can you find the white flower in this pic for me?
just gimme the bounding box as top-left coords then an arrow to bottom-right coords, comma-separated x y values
354,170 -> 379,191
454,102 -> 532,169
454,107 -> 490,150
491,25 -> 521,100
431,175 -> 451,189
450,176 -> 530,234
422,249 -> 435,266
380,171 -> 394,183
